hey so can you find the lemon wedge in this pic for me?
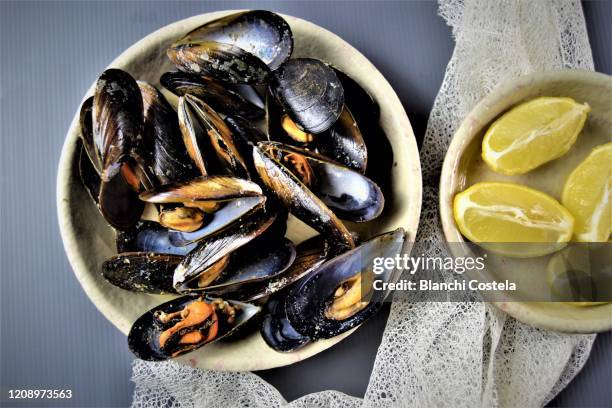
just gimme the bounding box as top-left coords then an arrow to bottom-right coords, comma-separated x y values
562,142 -> 612,242
453,182 -> 574,257
482,97 -> 590,175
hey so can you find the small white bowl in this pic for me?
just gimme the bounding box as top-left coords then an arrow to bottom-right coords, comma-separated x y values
440,70 -> 612,333
56,11 -> 422,371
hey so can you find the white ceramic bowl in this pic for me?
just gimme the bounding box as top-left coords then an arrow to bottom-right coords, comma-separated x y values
440,70 -> 612,333
57,11 -> 422,371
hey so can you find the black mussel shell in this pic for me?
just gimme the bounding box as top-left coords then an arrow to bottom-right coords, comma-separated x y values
161,71 -> 264,120
260,142 -> 383,222
93,69 -> 144,181
139,81 -> 197,186
102,252 -> 181,294
180,10 -> 293,70
271,58 -> 344,134
253,145 -> 354,253
286,229 -> 406,339
98,164 -> 145,230
261,293 -> 310,352
139,175 -> 262,204
77,139 -> 101,205
117,221 -> 196,256
177,95 -> 211,176
241,234 -> 328,302
317,106 -> 367,174
168,40 -> 271,85
224,115 -> 268,177
202,238 -> 296,300
173,209 -> 276,292
128,296 -> 260,361
182,94 -> 250,178
169,195 -> 266,247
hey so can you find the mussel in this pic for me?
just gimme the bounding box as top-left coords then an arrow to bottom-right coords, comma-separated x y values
102,252 -> 181,294
116,221 -> 196,256
167,11 -> 293,84
258,142 -> 383,222
92,69 -> 144,181
161,71 -> 264,120
139,81 -> 197,186
128,296 -> 260,360
271,58 -> 344,134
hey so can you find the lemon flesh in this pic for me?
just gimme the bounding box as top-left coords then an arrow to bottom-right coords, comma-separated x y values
482,97 -> 590,175
562,142 -> 612,242
453,182 -> 574,257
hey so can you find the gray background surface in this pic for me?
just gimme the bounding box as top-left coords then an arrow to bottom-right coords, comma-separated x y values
1,1 -> 610,407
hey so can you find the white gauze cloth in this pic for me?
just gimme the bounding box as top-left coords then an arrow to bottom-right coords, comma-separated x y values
131,1 -> 596,406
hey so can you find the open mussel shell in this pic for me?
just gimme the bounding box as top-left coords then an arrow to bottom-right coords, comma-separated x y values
260,142 -> 383,222
286,228 -> 406,339
181,10 -> 293,71
317,106 -> 367,174
168,41 -> 271,85
117,221 -> 196,256
93,69 -> 144,181
201,237 -> 296,300
102,252 -> 181,294
174,209 -> 276,292
244,234 -> 329,302
271,58 -> 344,134
161,71 -> 264,120
253,145 -> 354,253
169,195 -> 266,246
98,164 -> 145,231
128,296 -> 261,361
139,175 -> 262,205
181,94 -> 250,178
139,81 -> 197,186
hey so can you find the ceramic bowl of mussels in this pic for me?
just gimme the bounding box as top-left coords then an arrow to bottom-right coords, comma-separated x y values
57,10 -> 422,370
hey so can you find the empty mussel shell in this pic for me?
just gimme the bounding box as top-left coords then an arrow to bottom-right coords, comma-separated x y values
139,81 -> 197,186
128,296 -> 261,360
180,10 -> 293,71
173,209 -> 276,292
260,142 -> 383,222
93,69 -> 144,181
102,252 -> 181,294
285,228 -> 406,339
116,221 -> 197,256
271,58 -> 344,134
161,71 -> 264,120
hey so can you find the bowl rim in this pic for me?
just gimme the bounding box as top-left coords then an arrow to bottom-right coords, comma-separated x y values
56,10 -> 422,370
438,69 -> 612,333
